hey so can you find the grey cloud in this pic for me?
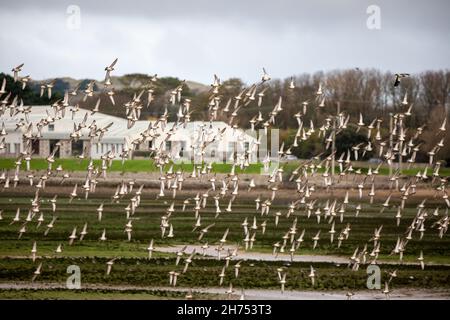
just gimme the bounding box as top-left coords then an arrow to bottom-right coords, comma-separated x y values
0,0 -> 448,83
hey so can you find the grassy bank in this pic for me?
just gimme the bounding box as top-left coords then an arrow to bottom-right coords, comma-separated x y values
1,158 -> 448,176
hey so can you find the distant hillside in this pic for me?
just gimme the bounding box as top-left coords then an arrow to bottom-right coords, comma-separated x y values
22,74 -> 211,121
27,74 -> 210,96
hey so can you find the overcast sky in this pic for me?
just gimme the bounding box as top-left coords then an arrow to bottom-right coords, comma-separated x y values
0,0 -> 449,84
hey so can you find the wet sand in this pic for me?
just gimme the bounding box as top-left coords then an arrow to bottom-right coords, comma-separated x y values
0,282 -> 448,300
156,244 -> 349,264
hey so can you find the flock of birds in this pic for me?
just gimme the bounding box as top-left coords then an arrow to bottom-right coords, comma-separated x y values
0,59 -> 449,300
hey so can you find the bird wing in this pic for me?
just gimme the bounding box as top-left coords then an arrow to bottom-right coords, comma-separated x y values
110,58 -> 118,68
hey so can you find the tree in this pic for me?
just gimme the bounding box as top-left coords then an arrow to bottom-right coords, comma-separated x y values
335,128 -> 373,160
0,73 -> 63,105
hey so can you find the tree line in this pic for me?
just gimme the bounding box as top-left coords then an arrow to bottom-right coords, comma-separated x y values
1,69 -> 449,164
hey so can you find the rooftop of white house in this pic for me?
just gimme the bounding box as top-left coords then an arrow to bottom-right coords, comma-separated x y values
2,105 -> 258,145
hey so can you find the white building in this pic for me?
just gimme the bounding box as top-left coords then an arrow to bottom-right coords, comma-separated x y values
0,105 -> 259,162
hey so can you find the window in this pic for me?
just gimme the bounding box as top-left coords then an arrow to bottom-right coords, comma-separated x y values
5,143 -> 10,154
228,142 -> 235,153
49,140 -> 60,158
244,142 -> 250,151
101,144 -> 104,153
32,139 -> 40,155
148,140 -> 153,150
95,144 -> 99,154
71,140 -> 83,156
179,141 -> 186,157
14,143 -> 20,154
165,140 -> 171,151
48,124 -> 54,131
211,150 -> 216,158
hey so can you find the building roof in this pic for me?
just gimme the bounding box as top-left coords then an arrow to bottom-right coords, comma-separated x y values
2,106 -> 257,144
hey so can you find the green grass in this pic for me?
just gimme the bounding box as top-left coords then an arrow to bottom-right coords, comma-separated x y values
0,194 -> 449,297
0,288 -> 220,300
0,158 -> 263,174
1,256 -> 449,291
1,158 -> 448,176
0,196 -> 449,260
0,240 -> 174,259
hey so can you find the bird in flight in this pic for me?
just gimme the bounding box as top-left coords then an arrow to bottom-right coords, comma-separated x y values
394,73 -> 410,87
